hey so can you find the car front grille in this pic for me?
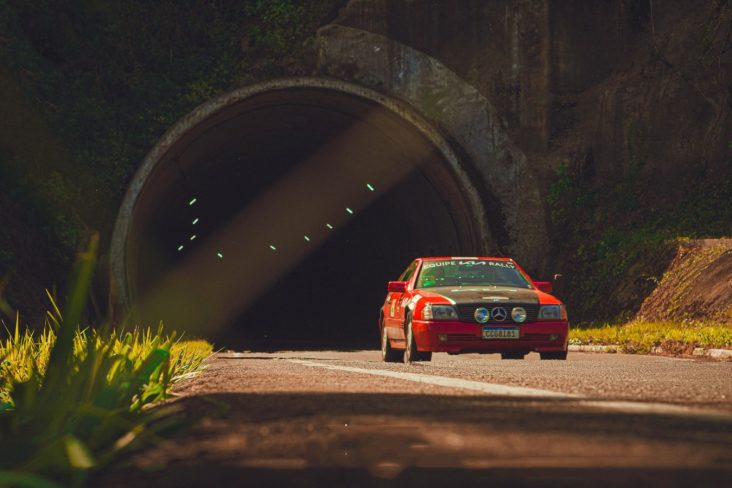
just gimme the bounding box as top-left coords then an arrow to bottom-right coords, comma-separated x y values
456,303 -> 539,324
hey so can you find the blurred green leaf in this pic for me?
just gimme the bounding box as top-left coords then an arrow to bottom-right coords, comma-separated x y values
0,471 -> 64,488
64,436 -> 95,469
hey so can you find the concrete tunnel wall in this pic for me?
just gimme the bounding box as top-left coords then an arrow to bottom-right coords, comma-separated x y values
110,28 -> 549,346
109,78 -> 497,345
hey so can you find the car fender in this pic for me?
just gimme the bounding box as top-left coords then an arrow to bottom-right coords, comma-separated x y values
404,294 -> 422,319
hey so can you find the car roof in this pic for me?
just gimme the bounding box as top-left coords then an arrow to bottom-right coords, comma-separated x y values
419,256 -> 513,261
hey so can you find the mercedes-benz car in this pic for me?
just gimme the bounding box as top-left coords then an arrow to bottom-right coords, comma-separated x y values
379,257 -> 568,363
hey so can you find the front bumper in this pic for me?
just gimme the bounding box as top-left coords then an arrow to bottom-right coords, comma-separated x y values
412,319 -> 569,353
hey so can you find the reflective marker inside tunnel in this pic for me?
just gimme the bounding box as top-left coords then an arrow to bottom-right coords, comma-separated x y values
120,86 -> 490,349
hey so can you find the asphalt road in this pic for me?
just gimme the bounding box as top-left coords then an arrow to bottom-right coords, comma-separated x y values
102,351 -> 732,487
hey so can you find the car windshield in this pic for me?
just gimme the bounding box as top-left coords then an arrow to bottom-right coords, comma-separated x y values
415,259 -> 532,289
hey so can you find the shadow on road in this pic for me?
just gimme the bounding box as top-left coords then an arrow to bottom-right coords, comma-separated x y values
97,392 -> 732,487
100,465 -> 732,488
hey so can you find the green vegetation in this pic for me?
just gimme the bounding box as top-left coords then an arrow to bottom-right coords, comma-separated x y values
0,0 -> 343,319
0,0 -> 342,223
0,236 -> 212,486
0,318 -> 212,410
569,320 -> 732,354
548,152 -> 732,323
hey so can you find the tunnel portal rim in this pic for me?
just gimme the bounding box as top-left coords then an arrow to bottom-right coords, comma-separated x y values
110,77 -> 493,312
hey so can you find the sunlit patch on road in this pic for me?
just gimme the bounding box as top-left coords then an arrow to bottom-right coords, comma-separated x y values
285,356 -> 732,422
288,358 -> 577,399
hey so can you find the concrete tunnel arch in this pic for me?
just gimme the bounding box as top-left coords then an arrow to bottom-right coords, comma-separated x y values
110,78 -> 495,346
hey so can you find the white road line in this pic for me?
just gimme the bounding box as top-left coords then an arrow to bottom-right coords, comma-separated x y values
287,359 -> 732,421
287,359 -> 576,399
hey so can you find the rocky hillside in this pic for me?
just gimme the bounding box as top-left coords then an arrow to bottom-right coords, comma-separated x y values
638,239 -> 732,324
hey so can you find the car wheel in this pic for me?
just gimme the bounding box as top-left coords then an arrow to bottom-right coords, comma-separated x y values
500,351 -> 525,360
381,323 -> 404,363
540,351 -> 568,360
404,313 -> 432,363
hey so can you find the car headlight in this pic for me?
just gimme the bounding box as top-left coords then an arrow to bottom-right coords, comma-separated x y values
538,304 -> 568,321
511,307 -> 527,323
423,303 -> 458,321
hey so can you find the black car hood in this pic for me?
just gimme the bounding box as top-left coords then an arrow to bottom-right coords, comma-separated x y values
419,285 -> 540,305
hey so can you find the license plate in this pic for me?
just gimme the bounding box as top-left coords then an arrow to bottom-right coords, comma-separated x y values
482,327 -> 519,339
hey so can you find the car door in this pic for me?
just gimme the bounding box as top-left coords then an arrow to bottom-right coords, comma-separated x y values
385,260 -> 419,340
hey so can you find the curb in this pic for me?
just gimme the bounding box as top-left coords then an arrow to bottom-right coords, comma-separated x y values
568,344 -> 732,360
568,345 -> 618,353
691,347 -> 732,360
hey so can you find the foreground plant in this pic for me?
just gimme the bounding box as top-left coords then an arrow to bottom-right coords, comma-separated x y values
0,234 -> 212,487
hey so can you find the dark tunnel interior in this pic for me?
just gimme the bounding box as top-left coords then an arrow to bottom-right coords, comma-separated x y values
127,88 -> 483,349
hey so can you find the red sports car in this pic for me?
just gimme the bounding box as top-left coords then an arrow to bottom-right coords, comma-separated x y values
379,257 -> 569,363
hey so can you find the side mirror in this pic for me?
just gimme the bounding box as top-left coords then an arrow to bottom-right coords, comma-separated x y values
535,281 -> 553,294
387,281 -> 407,293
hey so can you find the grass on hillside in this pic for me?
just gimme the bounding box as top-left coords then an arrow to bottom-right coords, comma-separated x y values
0,234 -> 213,487
570,320 -> 732,354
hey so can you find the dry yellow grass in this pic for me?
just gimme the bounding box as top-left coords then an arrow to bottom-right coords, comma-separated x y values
569,319 -> 732,353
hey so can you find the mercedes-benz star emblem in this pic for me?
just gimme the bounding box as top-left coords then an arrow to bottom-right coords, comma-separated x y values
474,307 -> 490,324
491,307 -> 508,322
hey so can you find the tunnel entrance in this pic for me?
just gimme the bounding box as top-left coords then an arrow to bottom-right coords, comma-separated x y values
112,79 -> 492,349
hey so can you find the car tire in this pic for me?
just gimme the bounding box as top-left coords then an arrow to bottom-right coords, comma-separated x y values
540,351 -> 568,360
500,351 -> 526,360
381,323 -> 404,363
404,313 -> 432,363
